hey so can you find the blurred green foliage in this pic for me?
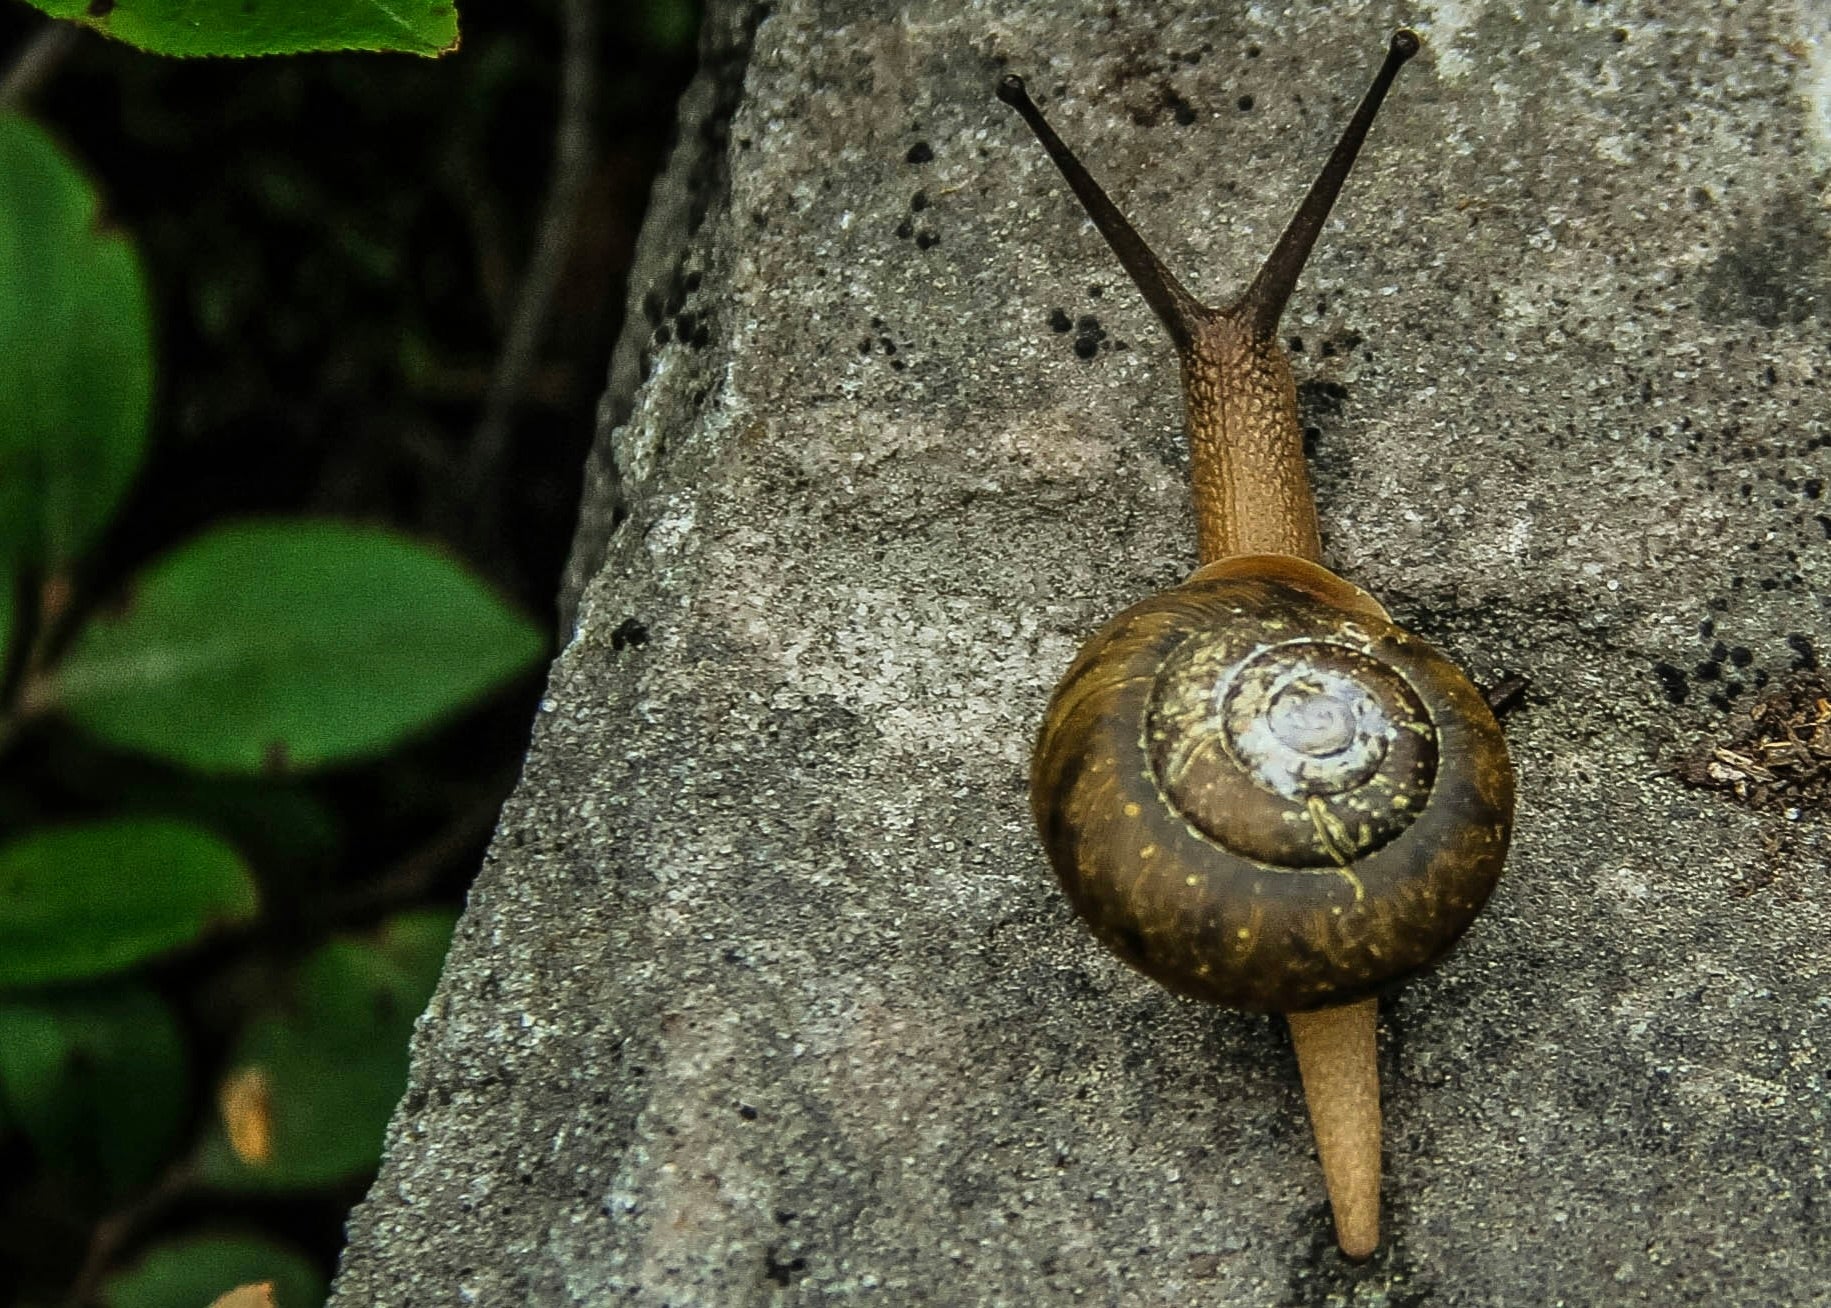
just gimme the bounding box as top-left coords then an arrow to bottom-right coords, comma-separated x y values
199,911 -> 458,1191
0,985 -> 187,1192
100,1235 -> 326,1308
50,521 -> 544,772
0,0 -> 701,1301
21,0 -> 459,58
0,115 -> 151,569
0,32 -> 539,1302
0,820 -> 257,986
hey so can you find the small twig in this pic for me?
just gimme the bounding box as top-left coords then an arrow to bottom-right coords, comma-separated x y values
460,0 -> 599,503
25,570 -> 74,678
1483,672 -> 1531,719
326,783 -> 516,924
0,572 -> 73,760
0,21 -> 80,110
65,1155 -> 202,1308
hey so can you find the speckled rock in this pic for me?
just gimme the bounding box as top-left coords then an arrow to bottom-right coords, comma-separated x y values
330,1 -> 1831,1303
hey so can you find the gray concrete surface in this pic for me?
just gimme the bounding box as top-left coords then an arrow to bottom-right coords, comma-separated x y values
331,1 -> 1831,1303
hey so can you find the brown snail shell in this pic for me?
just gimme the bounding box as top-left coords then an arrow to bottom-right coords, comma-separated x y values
1032,555 -> 1513,1013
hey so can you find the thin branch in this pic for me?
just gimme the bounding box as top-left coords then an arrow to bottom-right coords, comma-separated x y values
325,781 -> 516,925
65,1155 -> 202,1308
0,21 -> 80,110
460,0 -> 599,502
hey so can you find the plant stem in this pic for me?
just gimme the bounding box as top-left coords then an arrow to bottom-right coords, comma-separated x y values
0,21 -> 79,109
64,1155 -> 202,1307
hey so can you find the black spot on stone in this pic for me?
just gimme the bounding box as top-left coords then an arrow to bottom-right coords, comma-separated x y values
915,230 -> 940,249
1298,379 -> 1349,419
895,217 -> 914,239
1071,314 -> 1107,360
1787,634 -> 1819,670
905,141 -> 934,164
737,1103 -> 758,1120
1237,94 -> 1254,111
1652,663 -> 1689,704
1699,192 -> 1831,328
764,1249 -> 808,1286
1049,307 -> 1073,332
611,618 -> 649,651
911,190 -> 929,211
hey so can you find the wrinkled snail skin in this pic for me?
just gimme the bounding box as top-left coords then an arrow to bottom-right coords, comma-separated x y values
1002,30 -> 1515,1261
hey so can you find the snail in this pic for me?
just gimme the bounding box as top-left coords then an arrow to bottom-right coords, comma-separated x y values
999,31 -> 1514,1259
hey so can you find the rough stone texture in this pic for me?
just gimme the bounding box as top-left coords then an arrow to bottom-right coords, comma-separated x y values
332,1 -> 1831,1303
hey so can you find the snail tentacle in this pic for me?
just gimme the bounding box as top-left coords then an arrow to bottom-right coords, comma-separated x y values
1235,29 -> 1420,341
996,73 -> 1212,352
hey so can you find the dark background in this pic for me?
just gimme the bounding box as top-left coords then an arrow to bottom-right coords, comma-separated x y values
0,0 -> 699,1299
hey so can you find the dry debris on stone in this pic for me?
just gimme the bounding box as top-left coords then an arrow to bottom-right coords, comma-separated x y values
1679,672 -> 1831,812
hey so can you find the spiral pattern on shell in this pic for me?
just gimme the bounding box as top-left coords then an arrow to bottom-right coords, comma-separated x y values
1031,555 -> 1513,1012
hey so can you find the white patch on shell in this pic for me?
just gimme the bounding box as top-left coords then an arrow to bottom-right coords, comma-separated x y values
1222,656 -> 1397,800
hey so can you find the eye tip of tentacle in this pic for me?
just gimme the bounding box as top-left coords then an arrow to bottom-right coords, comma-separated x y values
1390,30 -> 1421,61
996,73 -> 1029,107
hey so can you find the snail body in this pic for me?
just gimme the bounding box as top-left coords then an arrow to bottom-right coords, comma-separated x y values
1000,30 -> 1514,1259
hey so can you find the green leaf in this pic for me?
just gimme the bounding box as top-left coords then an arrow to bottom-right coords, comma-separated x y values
25,0 -> 459,58
0,819 -> 258,987
0,985 -> 185,1191
49,520 -> 544,773
204,910 -> 455,1188
101,1234 -> 325,1308
0,115 -> 152,571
